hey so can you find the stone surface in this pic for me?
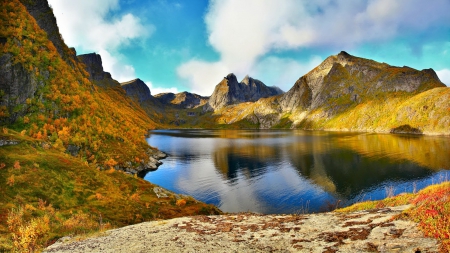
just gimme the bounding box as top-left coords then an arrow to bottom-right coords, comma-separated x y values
44,205 -> 439,253
115,148 -> 167,175
0,53 -> 43,123
19,0 -> 72,62
66,144 -> 81,157
0,138 -> 19,146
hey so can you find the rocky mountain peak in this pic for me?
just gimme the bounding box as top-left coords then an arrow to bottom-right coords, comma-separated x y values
338,51 -> 351,57
241,75 -> 251,85
120,78 -> 152,103
224,73 -> 238,84
205,74 -> 284,111
280,51 -> 445,112
77,53 -> 119,88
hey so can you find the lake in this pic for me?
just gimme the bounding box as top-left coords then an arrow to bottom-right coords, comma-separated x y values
144,129 -> 450,214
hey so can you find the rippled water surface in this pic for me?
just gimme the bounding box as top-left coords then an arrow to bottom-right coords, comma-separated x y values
144,130 -> 450,214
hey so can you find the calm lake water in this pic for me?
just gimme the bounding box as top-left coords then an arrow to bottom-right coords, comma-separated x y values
144,130 -> 450,214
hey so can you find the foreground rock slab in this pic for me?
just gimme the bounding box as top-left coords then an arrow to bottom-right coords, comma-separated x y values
45,205 -> 438,253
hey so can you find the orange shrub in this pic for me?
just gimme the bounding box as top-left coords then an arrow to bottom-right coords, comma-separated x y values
176,199 -> 187,207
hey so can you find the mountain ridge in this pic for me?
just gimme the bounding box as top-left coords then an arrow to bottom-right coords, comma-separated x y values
147,51 -> 448,134
154,91 -> 209,109
205,73 -> 284,111
77,53 -> 120,88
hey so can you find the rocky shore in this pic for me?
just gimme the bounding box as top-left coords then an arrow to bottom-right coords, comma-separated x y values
44,205 -> 438,253
117,148 -> 167,176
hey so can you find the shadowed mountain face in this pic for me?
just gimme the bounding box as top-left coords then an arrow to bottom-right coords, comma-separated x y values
78,53 -> 120,88
120,78 -> 153,103
205,73 -> 284,111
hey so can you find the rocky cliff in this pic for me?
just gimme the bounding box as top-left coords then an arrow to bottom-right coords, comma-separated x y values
120,78 -> 153,103
0,53 -> 43,123
0,0 -> 82,124
205,73 -> 284,111
19,0 -> 80,67
280,51 -> 445,113
77,53 -> 120,88
155,92 -> 209,109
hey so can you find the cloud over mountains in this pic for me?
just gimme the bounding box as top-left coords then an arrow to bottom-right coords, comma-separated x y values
49,0 -> 153,82
178,0 -> 450,95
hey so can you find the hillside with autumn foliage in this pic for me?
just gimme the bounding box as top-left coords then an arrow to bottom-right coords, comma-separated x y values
0,0 -> 220,251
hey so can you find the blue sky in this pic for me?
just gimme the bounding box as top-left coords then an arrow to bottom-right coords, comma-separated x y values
49,0 -> 450,96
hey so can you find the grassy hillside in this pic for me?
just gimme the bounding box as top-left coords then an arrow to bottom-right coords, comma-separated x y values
299,87 -> 450,134
0,130 -> 220,251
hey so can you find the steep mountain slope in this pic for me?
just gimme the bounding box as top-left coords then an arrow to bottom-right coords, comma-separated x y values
78,53 -> 120,88
121,78 -> 153,103
280,51 -> 444,113
0,1 -> 220,250
0,0 -> 163,167
205,73 -> 284,111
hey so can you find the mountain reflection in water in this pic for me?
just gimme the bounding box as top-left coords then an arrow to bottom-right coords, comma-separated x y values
144,130 -> 450,214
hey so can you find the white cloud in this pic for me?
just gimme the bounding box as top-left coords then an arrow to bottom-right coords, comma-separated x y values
98,49 -> 135,82
178,0 -> 450,94
145,81 -> 180,96
48,0 -> 153,82
177,60 -> 229,96
436,69 -> 450,86
252,56 -> 323,91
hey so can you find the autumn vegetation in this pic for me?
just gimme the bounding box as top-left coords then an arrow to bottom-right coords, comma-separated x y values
336,181 -> 450,252
0,0 -> 160,167
0,1 -> 220,251
1,0 -> 449,251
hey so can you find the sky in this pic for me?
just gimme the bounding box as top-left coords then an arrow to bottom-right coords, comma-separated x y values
48,0 -> 450,96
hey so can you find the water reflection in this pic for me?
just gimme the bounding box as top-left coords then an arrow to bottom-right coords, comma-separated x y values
144,130 -> 450,214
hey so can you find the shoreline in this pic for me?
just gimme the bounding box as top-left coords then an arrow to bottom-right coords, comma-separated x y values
44,182 -> 450,252
150,127 -> 450,137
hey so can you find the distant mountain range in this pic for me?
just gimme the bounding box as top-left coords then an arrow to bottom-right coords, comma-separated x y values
108,50 -> 448,134
3,0 -> 448,136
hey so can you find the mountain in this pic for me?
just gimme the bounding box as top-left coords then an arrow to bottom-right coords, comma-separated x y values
279,51 -> 444,113
187,52 -> 448,134
121,78 -> 153,103
205,73 -> 284,111
78,53 -> 120,88
155,91 -> 209,109
0,1 -> 220,251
